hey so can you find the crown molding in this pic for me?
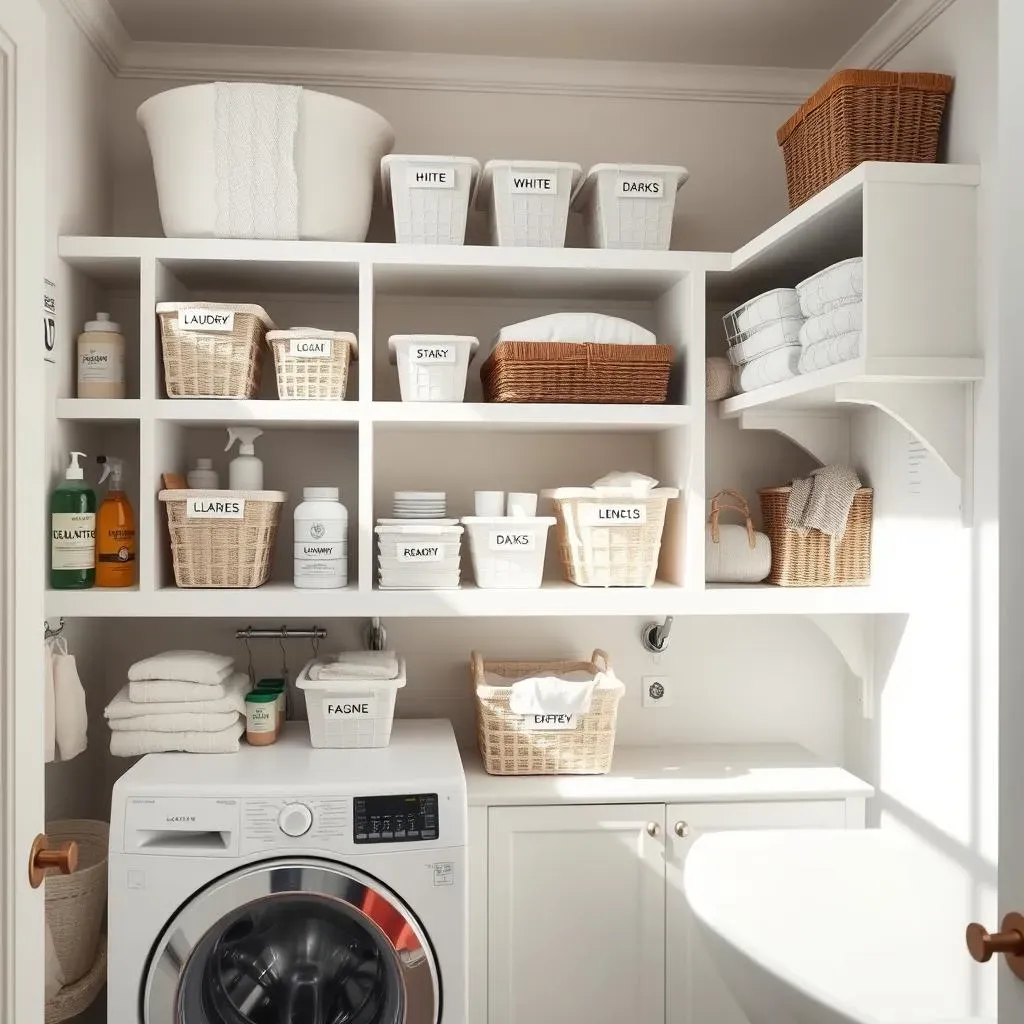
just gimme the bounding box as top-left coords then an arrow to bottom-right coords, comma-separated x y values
834,0 -> 961,70
57,0 -> 130,74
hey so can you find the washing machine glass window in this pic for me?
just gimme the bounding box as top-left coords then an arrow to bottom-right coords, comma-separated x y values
144,859 -> 440,1024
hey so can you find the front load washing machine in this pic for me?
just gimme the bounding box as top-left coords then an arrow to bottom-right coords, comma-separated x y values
108,719 -> 467,1024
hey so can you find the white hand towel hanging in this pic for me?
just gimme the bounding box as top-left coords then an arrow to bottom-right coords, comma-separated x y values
52,649 -> 87,762
43,640 -> 56,764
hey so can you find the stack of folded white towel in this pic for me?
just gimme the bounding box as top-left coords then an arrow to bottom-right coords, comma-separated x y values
105,650 -> 247,756
797,257 -> 863,375
306,650 -> 400,681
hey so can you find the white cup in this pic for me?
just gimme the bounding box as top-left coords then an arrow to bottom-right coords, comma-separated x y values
475,491 -> 505,516
507,492 -> 538,517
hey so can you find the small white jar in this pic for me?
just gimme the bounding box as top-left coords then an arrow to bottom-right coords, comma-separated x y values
294,486 -> 348,589
77,312 -> 126,398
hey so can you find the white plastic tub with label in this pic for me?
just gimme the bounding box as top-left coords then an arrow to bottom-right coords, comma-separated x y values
389,334 -> 479,402
462,516 -> 556,589
381,155 -> 480,245
475,160 -> 583,247
573,164 -> 689,250
297,658 -> 406,748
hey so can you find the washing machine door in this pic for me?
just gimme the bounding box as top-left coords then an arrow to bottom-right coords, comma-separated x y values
144,859 -> 439,1024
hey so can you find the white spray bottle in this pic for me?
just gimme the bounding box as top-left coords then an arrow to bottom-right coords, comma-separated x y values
224,427 -> 264,490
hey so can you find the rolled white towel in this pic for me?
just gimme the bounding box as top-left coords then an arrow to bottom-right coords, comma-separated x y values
735,346 -> 801,393
798,331 -> 862,374
799,302 -> 863,347
110,717 -> 244,756
128,651 -> 235,686
109,673 -> 248,719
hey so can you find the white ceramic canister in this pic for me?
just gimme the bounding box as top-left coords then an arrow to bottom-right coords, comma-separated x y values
77,312 -> 126,398
294,486 -> 348,589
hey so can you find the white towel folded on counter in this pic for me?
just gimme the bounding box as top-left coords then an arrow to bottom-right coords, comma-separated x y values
110,718 -> 244,757
734,345 -> 802,393
128,650 -> 235,686
129,677 -> 234,704
308,651 -> 400,681
799,302 -> 863,347
106,673 -> 248,722
798,331 -> 862,374
108,710 -> 241,733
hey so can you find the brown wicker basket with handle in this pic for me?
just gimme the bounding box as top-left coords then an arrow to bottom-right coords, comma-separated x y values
472,649 -> 625,775
759,485 -> 873,586
777,70 -> 954,209
481,340 -> 673,403
157,301 -> 273,398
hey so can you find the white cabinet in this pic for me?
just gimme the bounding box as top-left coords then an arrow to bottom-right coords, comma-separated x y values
485,799 -> 852,1024
487,804 -> 667,1024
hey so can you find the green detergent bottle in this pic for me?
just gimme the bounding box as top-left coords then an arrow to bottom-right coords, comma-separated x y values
50,451 -> 97,589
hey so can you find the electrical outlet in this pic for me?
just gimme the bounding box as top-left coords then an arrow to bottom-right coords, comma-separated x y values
642,675 -> 672,709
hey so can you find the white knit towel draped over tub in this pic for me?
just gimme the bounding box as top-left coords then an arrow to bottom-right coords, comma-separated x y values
214,82 -> 300,240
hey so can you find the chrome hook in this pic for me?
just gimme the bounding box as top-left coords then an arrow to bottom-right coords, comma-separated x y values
641,616 -> 673,654
241,627 -> 255,685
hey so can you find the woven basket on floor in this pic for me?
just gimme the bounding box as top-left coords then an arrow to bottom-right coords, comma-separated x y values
759,486 -> 873,587
481,340 -> 673,404
472,650 -> 624,775
159,490 -> 286,588
158,301 -> 273,398
268,329 -> 357,400
46,936 -> 106,1024
45,820 -> 108,986
777,70 -> 954,209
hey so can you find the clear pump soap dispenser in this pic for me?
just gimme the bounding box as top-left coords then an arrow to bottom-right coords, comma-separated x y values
224,427 -> 264,490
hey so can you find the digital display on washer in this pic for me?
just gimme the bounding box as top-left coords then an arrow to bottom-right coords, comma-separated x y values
353,793 -> 439,844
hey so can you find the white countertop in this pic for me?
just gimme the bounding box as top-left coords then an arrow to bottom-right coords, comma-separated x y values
462,743 -> 874,806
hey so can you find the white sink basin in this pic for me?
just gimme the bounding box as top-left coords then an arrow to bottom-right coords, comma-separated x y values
683,829 -> 993,1024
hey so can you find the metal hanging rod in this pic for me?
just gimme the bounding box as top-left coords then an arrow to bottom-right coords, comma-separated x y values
235,625 -> 328,641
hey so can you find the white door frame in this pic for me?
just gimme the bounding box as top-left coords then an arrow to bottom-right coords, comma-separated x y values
0,0 -> 47,1020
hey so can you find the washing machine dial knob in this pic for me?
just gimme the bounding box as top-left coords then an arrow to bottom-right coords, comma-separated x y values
278,803 -> 313,838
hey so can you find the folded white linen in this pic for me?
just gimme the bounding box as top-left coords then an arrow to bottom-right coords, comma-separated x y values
106,673 -> 249,721
129,677 -> 233,704
309,651 -> 400,681
508,674 -> 597,716
109,710 -> 241,733
797,257 -> 863,318
497,312 -> 656,347
798,331 -> 862,374
735,345 -> 801,392
128,651 -> 235,686
53,652 -> 88,762
799,302 -> 863,347
109,718 -> 244,756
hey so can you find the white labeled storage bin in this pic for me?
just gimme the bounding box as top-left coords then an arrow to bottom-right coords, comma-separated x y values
376,523 -> 464,590
382,155 -> 480,245
267,328 -> 357,400
573,164 -> 689,250
475,160 -> 582,247
389,335 -> 479,402
298,658 -> 406,748
462,516 -> 556,589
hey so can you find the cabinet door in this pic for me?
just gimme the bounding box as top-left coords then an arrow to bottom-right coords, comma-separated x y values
665,801 -> 847,1024
489,804 -> 666,1024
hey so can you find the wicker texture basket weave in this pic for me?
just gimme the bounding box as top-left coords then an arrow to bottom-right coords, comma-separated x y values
46,937 -> 106,1024
473,650 -> 624,775
481,340 -> 673,404
268,329 -> 357,400
158,302 -> 273,398
44,820 -> 108,986
777,70 -> 954,209
159,490 -> 285,588
760,486 -> 873,587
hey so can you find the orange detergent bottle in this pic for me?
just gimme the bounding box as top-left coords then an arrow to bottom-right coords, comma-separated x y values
95,456 -> 136,588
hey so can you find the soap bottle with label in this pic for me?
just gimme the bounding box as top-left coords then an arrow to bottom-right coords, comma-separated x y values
95,456 -> 136,588
77,313 -> 126,399
50,452 -> 97,590
294,486 -> 348,589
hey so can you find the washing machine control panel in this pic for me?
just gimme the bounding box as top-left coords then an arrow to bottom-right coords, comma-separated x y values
353,793 -> 439,844
241,798 -> 349,853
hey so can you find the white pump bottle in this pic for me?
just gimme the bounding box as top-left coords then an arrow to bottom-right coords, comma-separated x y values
224,427 -> 264,490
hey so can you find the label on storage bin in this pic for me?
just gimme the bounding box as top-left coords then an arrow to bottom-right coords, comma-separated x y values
324,697 -> 378,719
409,166 -> 456,189
617,173 -> 665,199
397,545 -> 443,563
287,338 -> 333,358
489,531 -> 537,552
178,308 -> 235,332
510,171 -> 558,195
580,503 -> 647,527
187,498 -> 246,519
411,344 -> 456,364
522,714 -> 578,731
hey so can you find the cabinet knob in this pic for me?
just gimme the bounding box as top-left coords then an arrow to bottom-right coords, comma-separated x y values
674,821 -> 691,838
646,822 -> 660,837
28,834 -> 78,889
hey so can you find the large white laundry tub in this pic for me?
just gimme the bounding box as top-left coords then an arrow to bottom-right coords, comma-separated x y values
137,83 -> 394,241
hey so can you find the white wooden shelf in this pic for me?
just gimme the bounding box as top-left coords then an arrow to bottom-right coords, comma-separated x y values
154,400 -> 361,428
56,399 -> 142,422
371,402 -> 691,432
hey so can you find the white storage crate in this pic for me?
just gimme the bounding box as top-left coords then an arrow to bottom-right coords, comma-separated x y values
297,658 -> 406,748
572,164 -> 689,250
462,516 -> 556,589
389,335 -> 479,402
475,160 -> 582,247
381,155 -> 480,245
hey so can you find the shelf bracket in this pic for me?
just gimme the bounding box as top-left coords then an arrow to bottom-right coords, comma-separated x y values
808,615 -> 876,719
735,409 -> 851,466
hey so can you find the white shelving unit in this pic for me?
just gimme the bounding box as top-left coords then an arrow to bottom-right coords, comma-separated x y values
48,162 -> 981,620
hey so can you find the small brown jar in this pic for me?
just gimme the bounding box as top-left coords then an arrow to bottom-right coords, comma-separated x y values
245,691 -> 278,745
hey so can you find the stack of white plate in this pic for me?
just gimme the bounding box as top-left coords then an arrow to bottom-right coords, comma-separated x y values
392,491 -> 447,519
376,521 -> 464,590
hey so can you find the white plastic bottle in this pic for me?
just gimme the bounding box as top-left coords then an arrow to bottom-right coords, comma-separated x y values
294,486 -> 348,589
77,312 -> 126,399
187,458 -> 220,490
224,427 -> 264,490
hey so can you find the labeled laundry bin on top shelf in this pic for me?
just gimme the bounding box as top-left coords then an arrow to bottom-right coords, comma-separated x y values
382,155 -> 480,245
475,160 -> 582,247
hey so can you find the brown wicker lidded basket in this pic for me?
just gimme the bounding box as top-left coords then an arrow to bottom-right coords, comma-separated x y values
473,650 -> 625,775
158,302 -> 274,398
481,340 -> 674,404
759,486 -> 873,587
777,70 -> 954,209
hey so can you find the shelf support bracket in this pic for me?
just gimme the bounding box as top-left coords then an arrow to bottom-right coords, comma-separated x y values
808,615 -> 877,719
735,409 -> 851,466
